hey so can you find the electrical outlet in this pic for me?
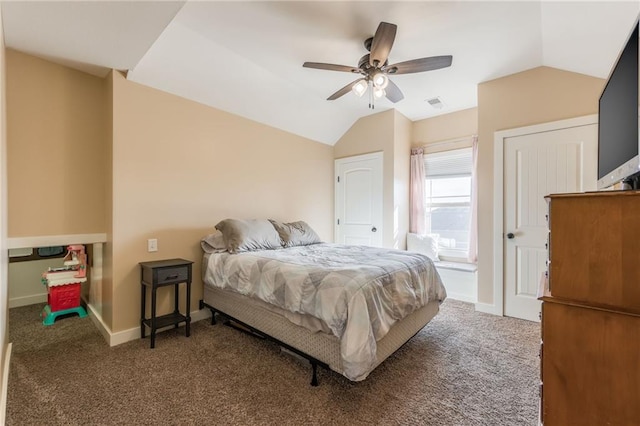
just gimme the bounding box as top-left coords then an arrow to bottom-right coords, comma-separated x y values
147,238 -> 158,252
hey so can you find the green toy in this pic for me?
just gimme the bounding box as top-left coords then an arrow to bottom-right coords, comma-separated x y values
41,304 -> 87,326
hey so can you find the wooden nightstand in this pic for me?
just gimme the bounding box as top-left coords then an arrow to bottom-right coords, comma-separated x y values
139,258 -> 193,348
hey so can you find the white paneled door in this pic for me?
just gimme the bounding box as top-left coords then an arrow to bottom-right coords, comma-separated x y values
504,124 -> 597,321
335,152 -> 383,247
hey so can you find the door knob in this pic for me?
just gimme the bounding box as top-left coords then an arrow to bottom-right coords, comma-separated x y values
507,232 -> 515,239
371,227 -> 377,232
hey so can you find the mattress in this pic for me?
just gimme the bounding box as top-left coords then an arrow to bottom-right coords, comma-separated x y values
202,243 -> 446,380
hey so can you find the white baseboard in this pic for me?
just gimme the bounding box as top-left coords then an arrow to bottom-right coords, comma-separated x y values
86,303 -> 113,346
1,342 -> 12,426
87,302 -> 212,347
9,293 -> 47,308
474,302 -> 502,316
446,292 -> 477,304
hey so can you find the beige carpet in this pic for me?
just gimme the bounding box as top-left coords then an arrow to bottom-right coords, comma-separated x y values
7,299 -> 539,425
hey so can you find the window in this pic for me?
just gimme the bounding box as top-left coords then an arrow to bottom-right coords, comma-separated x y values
8,246 -> 66,263
424,147 -> 472,260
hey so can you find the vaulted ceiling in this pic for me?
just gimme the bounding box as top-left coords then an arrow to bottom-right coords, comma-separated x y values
2,1 -> 639,145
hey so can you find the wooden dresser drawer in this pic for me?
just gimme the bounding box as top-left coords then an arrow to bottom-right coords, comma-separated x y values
547,193 -> 640,311
541,301 -> 640,425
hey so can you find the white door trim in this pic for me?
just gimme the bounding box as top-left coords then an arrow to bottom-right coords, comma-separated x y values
0,343 -> 11,425
487,114 -> 597,317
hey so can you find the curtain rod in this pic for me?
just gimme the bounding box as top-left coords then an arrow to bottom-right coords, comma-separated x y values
420,134 -> 477,149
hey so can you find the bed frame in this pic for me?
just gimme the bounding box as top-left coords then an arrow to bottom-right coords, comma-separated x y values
199,285 -> 440,385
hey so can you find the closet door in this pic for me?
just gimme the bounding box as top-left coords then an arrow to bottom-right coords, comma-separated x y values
503,123 -> 597,321
335,152 -> 383,247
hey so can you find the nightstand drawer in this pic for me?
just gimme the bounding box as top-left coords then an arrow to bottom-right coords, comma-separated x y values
141,259 -> 193,285
156,266 -> 189,284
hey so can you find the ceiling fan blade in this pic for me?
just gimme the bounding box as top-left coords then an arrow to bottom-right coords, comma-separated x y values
385,79 -> 404,103
327,77 -> 366,100
303,62 -> 359,73
369,22 -> 397,67
385,55 -> 453,75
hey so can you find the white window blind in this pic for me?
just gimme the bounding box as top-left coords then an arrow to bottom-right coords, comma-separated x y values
424,147 -> 472,178
423,147 -> 473,260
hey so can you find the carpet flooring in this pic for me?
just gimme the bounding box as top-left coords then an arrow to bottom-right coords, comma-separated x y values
7,299 -> 540,425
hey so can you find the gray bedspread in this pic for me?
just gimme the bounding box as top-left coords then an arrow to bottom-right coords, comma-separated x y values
202,243 -> 446,381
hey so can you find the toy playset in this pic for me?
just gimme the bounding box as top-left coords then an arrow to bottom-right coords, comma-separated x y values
41,244 -> 88,325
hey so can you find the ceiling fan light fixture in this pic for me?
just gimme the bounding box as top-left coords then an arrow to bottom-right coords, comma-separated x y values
372,72 -> 389,89
352,80 -> 367,97
302,21 -> 452,109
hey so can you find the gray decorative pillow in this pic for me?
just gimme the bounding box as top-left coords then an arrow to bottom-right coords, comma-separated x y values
200,231 -> 227,254
215,219 -> 282,253
269,219 -> 322,247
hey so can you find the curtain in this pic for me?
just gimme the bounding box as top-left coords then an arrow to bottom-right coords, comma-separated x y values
468,135 -> 479,263
410,148 -> 425,234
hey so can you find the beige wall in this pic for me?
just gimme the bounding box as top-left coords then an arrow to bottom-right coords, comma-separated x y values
413,107 -> 478,146
476,66 -> 605,306
6,49 -> 106,237
3,53 -> 333,334
0,8 -> 8,420
109,72 -> 334,332
393,110 -> 412,249
8,258 -> 58,306
100,71 -> 114,325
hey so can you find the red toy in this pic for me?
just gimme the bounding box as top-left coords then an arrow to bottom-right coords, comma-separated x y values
41,245 -> 88,325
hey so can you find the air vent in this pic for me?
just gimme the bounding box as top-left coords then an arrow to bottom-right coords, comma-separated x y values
426,96 -> 445,109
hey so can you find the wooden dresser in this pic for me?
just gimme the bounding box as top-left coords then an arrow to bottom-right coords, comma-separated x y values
540,191 -> 640,425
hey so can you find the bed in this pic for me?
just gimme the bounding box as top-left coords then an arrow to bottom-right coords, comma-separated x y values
200,219 -> 447,385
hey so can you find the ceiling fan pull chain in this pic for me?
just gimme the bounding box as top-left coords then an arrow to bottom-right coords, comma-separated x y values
369,81 -> 374,109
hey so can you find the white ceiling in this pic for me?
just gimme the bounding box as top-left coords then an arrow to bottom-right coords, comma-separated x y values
2,1 -> 639,145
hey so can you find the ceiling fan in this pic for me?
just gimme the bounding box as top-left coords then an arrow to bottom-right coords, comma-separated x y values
303,22 -> 452,108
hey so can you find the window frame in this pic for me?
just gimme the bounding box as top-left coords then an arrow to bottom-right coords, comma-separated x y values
423,147 -> 473,262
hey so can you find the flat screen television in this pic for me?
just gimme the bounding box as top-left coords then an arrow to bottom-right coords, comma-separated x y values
597,17 -> 640,190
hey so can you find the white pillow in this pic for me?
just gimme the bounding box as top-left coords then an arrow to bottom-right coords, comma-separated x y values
406,233 -> 440,261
